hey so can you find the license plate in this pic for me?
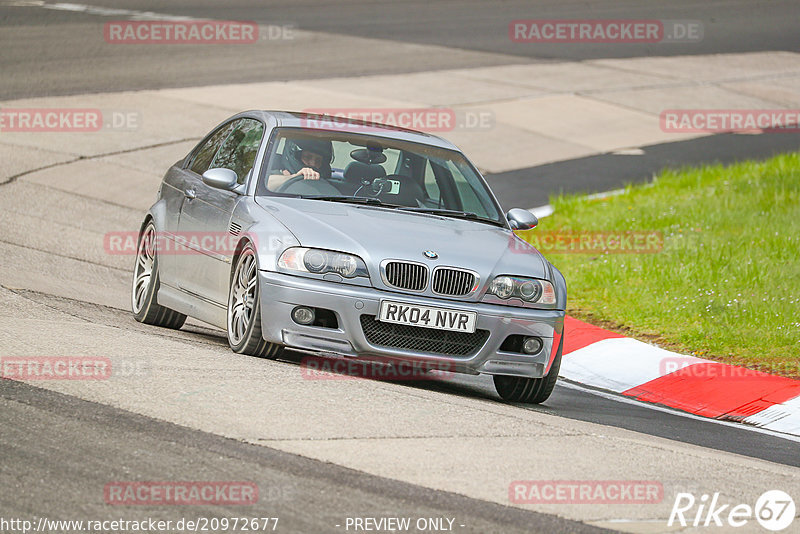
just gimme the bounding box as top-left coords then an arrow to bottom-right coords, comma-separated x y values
378,301 -> 477,333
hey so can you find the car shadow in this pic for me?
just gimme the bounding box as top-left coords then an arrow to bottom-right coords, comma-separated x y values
277,349 -> 511,405
170,327 -> 558,412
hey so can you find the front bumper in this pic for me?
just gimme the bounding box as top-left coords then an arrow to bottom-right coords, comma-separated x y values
258,271 -> 564,378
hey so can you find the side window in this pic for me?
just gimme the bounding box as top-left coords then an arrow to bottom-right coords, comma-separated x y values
379,149 -> 400,175
423,160 -> 441,201
188,120 -> 239,175
272,138 -> 287,158
330,140 -> 349,170
453,167 -> 480,212
447,160 -> 494,215
210,119 -> 264,184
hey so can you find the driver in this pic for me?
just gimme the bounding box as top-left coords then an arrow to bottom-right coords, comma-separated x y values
267,137 -> 333,190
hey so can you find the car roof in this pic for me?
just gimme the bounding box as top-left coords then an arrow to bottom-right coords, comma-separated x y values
238,110 -> 462,152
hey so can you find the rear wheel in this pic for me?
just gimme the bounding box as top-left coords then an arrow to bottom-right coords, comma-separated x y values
493,335 -> 563,404
227,243 -> 283,358
131,222 -> 187,329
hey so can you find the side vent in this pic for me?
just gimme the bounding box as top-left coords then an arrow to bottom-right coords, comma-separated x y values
229,221 -> 242,236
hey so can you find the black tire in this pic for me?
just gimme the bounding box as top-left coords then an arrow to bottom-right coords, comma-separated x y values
493,335 -> 563,404
227,243 -> 283,358
131,221 -> 187,329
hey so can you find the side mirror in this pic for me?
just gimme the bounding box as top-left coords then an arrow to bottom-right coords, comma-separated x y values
506,208 -> 538,230
202,168 -> 238,190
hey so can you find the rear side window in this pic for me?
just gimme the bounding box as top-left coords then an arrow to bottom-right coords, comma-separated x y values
210,119 -> 264,183
188,120 -> 239,175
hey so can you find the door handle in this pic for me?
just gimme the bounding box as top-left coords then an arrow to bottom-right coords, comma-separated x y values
184,188 -> 196,199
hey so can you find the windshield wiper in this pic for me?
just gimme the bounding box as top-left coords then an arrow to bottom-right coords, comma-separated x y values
301,195 -> 398,207
397,207 -> 505,226
300,197 -> 504,226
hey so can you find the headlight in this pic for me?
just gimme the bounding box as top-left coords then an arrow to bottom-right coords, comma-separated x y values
278,247 -> 369,279
487,276 -> 556,305
491,276 -> 515,299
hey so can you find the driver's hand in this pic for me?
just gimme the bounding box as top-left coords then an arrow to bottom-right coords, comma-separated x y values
284,168 -> 319,180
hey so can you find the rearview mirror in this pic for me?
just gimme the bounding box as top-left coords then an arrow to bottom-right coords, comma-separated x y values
350,147 -> 387,164
202,168 -> 238,190
506,208 -> 538,230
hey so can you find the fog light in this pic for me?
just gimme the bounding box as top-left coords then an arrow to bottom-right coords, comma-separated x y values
522,336 -> 543,354
292,306 -> 315,325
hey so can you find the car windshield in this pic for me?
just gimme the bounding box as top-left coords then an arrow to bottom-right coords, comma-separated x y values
256,127 -> 504,224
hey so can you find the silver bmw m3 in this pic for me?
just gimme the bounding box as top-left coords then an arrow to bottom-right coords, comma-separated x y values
132,111 -> 567,403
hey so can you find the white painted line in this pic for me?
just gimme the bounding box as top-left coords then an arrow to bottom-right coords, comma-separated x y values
528,187 -> 629,218
32,1 -> 195,20
528,204 -> 554,219
558,380 -> 800,443
609,147 -> 645,155
584,187 -> 628,201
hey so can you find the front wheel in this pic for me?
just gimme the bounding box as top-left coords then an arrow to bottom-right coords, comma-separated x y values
493,335 -> 563,404
227,243 -> 283,358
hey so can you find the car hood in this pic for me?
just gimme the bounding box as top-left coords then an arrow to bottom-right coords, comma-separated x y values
255,197 -> 549,283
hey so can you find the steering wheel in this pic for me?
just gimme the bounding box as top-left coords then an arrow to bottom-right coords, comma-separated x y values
276,175 -> 341,195
276,174 -> 308,193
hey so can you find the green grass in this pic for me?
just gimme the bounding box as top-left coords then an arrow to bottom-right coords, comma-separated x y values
516,152 -> 800,378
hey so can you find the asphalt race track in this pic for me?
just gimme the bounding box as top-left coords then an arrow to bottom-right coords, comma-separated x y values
3,0 -> 800,99
1,379 -> 607,534
486,130 -> 800,209
1,2 -> 799,533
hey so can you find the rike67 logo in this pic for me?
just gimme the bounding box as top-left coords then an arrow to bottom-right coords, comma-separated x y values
669,490 -> 795,531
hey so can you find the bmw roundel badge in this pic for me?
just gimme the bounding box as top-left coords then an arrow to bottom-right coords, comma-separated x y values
423,250 -> 438,259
